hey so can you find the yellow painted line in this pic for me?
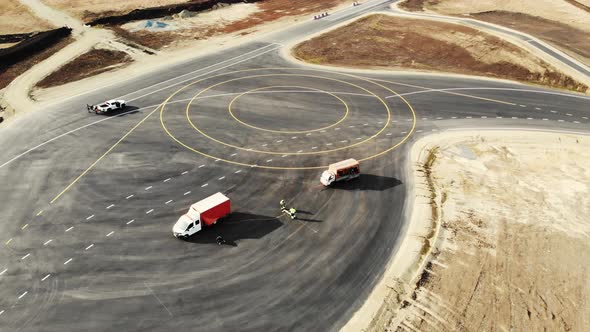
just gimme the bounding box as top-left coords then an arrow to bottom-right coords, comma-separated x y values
21,224 -> 28,230
184,73 -> 391,156
372,78 -> 517,106
228,85 -> 349,134
36,210 -> 44,216
159,67 -> 416,169
50,105 -> 162,204
5,238 -> 12,245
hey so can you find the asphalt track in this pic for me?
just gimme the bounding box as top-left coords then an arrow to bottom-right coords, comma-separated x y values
0,1 -> 589,331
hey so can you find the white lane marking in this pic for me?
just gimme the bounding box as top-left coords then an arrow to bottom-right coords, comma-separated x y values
199,165 -> 205,168
349,125 -> 355,128
218,175 -> 226,180
22,224 -> 28,230
535,107 -> 542,110
85,244 -> 94,250
520,105 -> 527,107
436,117 -> 443,120
65,226 -> 73,232
386,133 -> 392,136
574,121 -> 580,124
334,128 -> 341,131
451,116 -> 457,119
326,143 -> 333,146
126,219 -> 135,225
184,191 -> 191,196
401,131 -> 407,134
0,310 -> 4,316
481,116 -> 487,119
125,44 -> 281,103
320,130 -> 326,133
542,118 -> 549,121
86,215 -> 94,220
41,274 -> 51,281
416,130 -> 423,133
262,144 -> 268,147
356,137 -> 362,140
297,150 -> 303,153
527,117 -> 533,120
201,183 -> 209,187
378,121 -> 383,124
250,164 -> 257,168
106,231 -> 114,237
339,140 -> 347,143
432,129 -> 438,131
558,119 -> 565,122
146,209 -> 154,214
276,140 -> 283,143
106,204 -> 115,209
215,159 -> 220,162
235,170 -> 242,174
282,154 -> 288,158
5,238 -> 13,245
145,186 -> 152,190
163,178 -> 171,182
512,117 -> 518,119
18,291 -> 28,299
421,118 -> 428,120
566,113 -> 573,116
230,153 -> 237,156
312,146 -> 318,149
126,194 -> 134,199
165,200 -> 173,205
21,253 -> 30,260
266,159 -> 273,162
363,123 -> 368,126
0,268 -> 6,275
291,136 -> 298,139
306,133 -> 312,136
181,171 -> 189,175
551,110 -> 557,113
64,258 -> 72,265
583,117 -> 588,120
43,239 -> 52,246
466,116 -> 472,119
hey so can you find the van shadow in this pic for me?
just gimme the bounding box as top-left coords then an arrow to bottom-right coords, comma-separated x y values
185,212 -> 283,246
324,174 -> 403,192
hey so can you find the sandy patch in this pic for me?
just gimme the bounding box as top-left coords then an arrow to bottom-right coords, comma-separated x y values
356,130 -> 590,331
42,0 -> 186,21
0,0 -> 54,34
292,14 -> 588,93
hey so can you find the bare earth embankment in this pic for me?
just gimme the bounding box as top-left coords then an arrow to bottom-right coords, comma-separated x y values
399,0 -> 590,66
293,14 -> 588,93
0,0 -> 54,35
364,131 -> 590,331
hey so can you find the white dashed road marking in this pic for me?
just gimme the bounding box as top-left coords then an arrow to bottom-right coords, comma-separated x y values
126,194 -> 134,199
106,231 -> 114,237
64,258 -> 72,265
65,227 -> 73,232
235,170 -> 242,174
481,116 -> 487,119
163,178 -> 171,183
583,117 -> 588,120
520,105 -> 526,107
21,253 -> 30,260
43,239 -> 52,246
165,200 -> 173,205
85,244 -> 94,250
230,153 -> 237,157
146,209 -> 154,214
145,186 -> 152,190
201,183 -> 209,187
466,116 -> 472,119
535,107 -> 541,110
543,118 -> 549,121
512,117 -> 518,119
312,146 -> 318,149
182,171 -> 189,174
41,274 -> 51,281
566,113 -> 573,116
218,176 -> 225,180
326,143 -> 333,146
184,191 -> 191,196
126,219 -> 135,225
558,119 -> 564,122
18,291 -> 27,299
86,215 -> 94,220
199,165 -> 205,168
0,268 -> 6,275
106,204 -> 115,209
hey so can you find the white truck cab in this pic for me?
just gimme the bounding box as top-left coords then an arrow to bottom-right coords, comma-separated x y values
173,214 -> 201,239
320,159 -> 360,186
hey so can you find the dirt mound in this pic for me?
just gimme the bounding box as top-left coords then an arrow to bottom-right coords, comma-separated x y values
293,14 -> 588,93
0,27 -> 72,70
36,48 -> 132,89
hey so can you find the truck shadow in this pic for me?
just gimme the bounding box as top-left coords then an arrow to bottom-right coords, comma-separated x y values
185,212 -> 283,246
325,174 -> 402,192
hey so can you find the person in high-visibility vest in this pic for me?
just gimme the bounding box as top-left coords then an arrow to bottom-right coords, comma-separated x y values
288,208 -> 297,219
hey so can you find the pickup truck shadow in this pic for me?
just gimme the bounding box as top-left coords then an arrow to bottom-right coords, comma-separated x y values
92,106 -> 140,117
186,212 -> 283,246
325,174 -> 402,192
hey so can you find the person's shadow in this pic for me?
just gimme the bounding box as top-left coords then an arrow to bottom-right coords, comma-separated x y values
293,209 -> 322,222
185,212 -> 283,246
325,174 -> 402,191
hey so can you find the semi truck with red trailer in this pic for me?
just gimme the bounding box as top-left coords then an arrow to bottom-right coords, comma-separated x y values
173,192 -> 231,239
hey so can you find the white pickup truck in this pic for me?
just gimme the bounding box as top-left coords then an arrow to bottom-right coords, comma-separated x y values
87,100 -> 126,114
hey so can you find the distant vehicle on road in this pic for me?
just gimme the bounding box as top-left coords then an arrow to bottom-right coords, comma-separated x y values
173,192 -> 231,239
87,99 -> 126,114
320,158 -> 360,186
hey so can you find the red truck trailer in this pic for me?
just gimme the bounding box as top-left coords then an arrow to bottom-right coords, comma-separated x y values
173,192 -> 231,239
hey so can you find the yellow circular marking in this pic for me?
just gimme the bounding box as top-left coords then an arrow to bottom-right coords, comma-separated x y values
159,67 -> 417,170
228,85 -> 349,134
185,73 -> 390,155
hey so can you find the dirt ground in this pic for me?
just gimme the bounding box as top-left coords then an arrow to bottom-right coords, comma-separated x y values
381,131 -> 590,331
42,0 -> 187,21
36,48 -> 132,88
293,14 -> 588,93
0,0 -> 54,34
114,0 -> 354,49
398,0 -> 590,65
0,37 -> 74,90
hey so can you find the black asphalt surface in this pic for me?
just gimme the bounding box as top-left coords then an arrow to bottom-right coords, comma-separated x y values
1,1 -> 589,331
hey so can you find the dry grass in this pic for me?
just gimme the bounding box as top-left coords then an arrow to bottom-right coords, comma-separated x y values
293,15 -> 588,93
36,48 -> 132,88
0,0 -> 54,34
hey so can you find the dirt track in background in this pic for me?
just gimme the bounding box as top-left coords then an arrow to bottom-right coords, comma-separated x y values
293,15 -> 588,93
36,48 -> 132,89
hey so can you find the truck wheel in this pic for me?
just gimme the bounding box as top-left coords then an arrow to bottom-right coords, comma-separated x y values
121,103 -> 126,109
